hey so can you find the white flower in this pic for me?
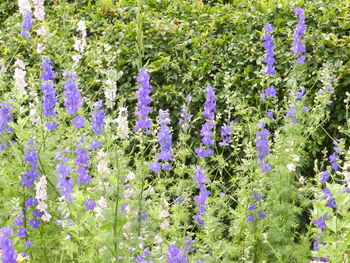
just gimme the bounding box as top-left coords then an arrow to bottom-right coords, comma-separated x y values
104,79 -> 117,109
153,235 -> 163,244
160,220 -> 169,230
37,26 -> 47,36
299,176 -> 305,184
292,155 -> 300,162
33,0 -> 45,21
37,43 -> 46,54
287,163 -> 296,172
18,0 -> 31,16
116,107 -> 129,139
159,210 -> 169,218
126,171 -> 135,181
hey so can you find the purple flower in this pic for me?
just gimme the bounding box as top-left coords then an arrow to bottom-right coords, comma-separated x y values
328,152 -> 339,171
267,111 -> 274,119
148,161 -> 161,174
321,188 -> 336,208
319,170 -> 329,183
25,197 -> 38,210
20,11 -> 33,39
149,110 -> 173,172
0,103 -> 14,134
92,100 -> 105,134
167,244 -> 187,263
194,166 -> 210,227
22,141 -> 40,188
72,116 -> 85,129
248,203 -> 256,211
313,216 -> 326,231
29,218 -> 41,229
246,214 -> 255,222
12,212 -> 24,226
219,121 -> 234,146
90,139 -> 100,149
75,144 -> 91,185
296,86 -> 305,99
0,227 -> 17,263
195,86 -> 216,158
63,71 -> 83,115
56,152 -> 75,202
84,198 -> 96,210
263,23 -> 276,75
178,106 -> 192,129
291,8 -> 306,64
286,107 -> 297,123
256,127 -> 271,172
258,211 -> 266,219
135,68 -> 153,134
252,191 -> 264,201
140,213 -> 147,221
17,228 -> 27,238
45,121 -> 57,130
41,58 -> 55,81
302,106 -> 309,112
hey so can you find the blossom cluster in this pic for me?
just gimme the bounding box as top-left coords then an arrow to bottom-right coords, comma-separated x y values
75,143 -> 91,185
263,23 -> 276,75
56,151 -> 75,202
14,59 -> 27,94
135,68 -> 153,134
35,176 -> 51,221
72,20 -> 87,62
22,141 -> 40,188
219,121 -> 234,146
63,71 -> 83,115
167,244 -> 187,263
256,125 -> 271,173
0,227 -> 17,263
92,100 -> 105,134
18,0 -> 33,39
291,7 -> 306,64
195,86 -> 216,158
193,166 -> 210,227
246,191 -> 266,222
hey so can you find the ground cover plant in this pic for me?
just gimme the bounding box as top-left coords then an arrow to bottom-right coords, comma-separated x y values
0,0 -> 350,262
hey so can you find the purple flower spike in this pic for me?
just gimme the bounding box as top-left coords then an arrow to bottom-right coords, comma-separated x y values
92,100 -> 105,134
72,116 -> 85,129
135,68 -> 153,134
63,71 -> 83,115
291,8 -> 306,64
263,23 -> 276,75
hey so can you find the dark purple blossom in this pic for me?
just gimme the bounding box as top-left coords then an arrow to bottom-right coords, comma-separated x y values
63,71 -> 83,115
135,68 -> 153,134
258,211 -> 266,219
267,111 -> 274,119
12,212 -> 24,226
193,166 -> 210,227
24,197 -> 38,210
286,107 -> 297,123
17,228 -> 27,238
148,161 -> 161,173
248,203 -> 256,211
302,107 -> 309,112
291,7 -> 306,64
29,218 -> 41,229
90,139 -> 100,149
92,100 -> 105,134
263,23 -> 276,75
313,216 -> 326,231
72,116 -> 85,129
256,127 -> 271,172
41,58 -> 55,81
328,152 -> 339,171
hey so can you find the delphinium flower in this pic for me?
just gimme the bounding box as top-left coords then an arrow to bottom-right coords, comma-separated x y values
328,152 -> 339,171
295,86 -> 305,99
260,85 -> 277,101
35,176 -> 51,221
72,116 -> 85,129
18,0 -> 33,39
319,170 -> 330,184
263,23 -> 276,75
178,95 -> 192,129
149,109 -> 173,173
246,191 -> 266,222
116,107 -> 129,139
133,247 -> 153,263
14,59 -> 27,94
0,226 -> 17,263
267,110 -> 274,119
219,121 -> 234,146
63,71 -> 83,115
286,106 -> 297,123
167,244 -> 187,263
135,68 -> 153,134
291,7 -> 306,64
193,165 -> 210,227
33,0 -> 45,21
0,103 -> 13,134
195,86 -> 216,158
56,151 -> 75,202
75,143 -> 91,185
256,123 -> 271,173
91,100 -> 105,134
72,20 -> 87,62
104,79 -> 117,109
22,140 -> 40,188
321,188 -> 336,208
84,198 -> 96,211
40,58 -> 57,129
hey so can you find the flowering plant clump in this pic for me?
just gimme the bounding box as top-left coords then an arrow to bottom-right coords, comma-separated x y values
0,2 -> 349,263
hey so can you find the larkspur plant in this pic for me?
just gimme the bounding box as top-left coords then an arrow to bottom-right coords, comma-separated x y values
0,2 -> 349,263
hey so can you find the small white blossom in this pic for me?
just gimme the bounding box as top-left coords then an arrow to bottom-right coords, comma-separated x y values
287,163 -> 296,172
116,107 -> 129,139
33,0 -> 45,21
